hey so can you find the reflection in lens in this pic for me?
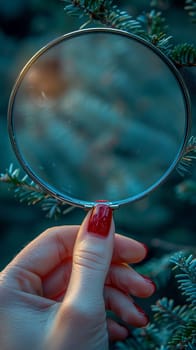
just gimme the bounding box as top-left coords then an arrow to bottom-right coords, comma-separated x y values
9,29 -> 190,207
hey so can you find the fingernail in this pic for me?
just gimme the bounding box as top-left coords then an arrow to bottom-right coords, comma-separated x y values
87,204 -> 113,237
141,243 -> 149,258
142,275 -> 157,292
133,303 -> 150,325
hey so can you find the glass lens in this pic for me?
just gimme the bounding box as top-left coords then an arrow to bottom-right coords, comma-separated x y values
8,29 -> 190,207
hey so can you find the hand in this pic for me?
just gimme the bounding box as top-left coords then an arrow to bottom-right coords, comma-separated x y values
0,205 -> 155,350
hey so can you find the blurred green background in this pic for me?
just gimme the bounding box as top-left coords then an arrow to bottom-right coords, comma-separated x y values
0,0 -> 195,276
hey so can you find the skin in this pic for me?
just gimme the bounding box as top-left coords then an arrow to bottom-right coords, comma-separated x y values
0,209 -> 155,350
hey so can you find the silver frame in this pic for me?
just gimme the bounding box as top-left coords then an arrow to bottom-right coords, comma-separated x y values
8,27 -> 191,209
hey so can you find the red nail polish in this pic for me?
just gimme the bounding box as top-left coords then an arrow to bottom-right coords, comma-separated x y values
133,303 -> 150,325
141,243 -> 149,258
87,204 -> 113,237
141,275 -> 157,292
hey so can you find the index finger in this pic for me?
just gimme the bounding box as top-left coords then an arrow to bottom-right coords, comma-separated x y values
5,225 -> 79,278
6,226 -> 147,279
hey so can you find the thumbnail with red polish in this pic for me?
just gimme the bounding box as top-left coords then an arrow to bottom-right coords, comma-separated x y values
87,204 -> 113,237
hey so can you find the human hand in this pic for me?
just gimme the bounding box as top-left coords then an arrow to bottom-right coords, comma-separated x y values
0,204 -> 155,350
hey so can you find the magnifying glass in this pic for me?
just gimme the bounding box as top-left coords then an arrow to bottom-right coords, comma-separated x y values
8,28 -> 191,209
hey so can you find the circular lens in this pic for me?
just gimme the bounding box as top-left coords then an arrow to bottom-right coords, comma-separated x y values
8,28 -> 191,208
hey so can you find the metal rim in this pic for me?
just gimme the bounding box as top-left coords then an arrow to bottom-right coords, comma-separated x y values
8,27 -> 191,209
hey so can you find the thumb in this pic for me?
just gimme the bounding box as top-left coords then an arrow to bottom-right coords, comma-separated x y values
65,204 -> 114,304
47,206 -> 114,350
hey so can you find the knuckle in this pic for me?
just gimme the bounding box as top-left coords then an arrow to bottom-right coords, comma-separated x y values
73,249 -> 106,272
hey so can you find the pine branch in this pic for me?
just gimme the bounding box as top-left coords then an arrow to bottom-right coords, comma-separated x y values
137,253 -> 196,349
132,324 -> 163,349
152,298 -> 189,328
112,324 -> 164,349
185,0 -> 196,23
63,0 -> 146,35
138,10 -> 172,54
170,43 -> 196,67
111,252 -> 196,349
170,252 -> 196,307
0,164 -> 46,203
104,7 -> 146,36
177,136 -> 196,176
128,298 -> 194,349
107,251 -> 196,350
0,164 -> 74,218
168,319 -> 196,348
63,0 -> 196,66
63,1 -> 174,50
138,10 -> 168,36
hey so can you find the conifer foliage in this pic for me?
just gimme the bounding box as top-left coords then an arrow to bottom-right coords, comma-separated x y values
111,252 -> 196,349
1,1 -> 196,348
0,164 -> 74,219
63,0 -> 196,66
1,0 -> 195,214
185,0 -> 196,23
